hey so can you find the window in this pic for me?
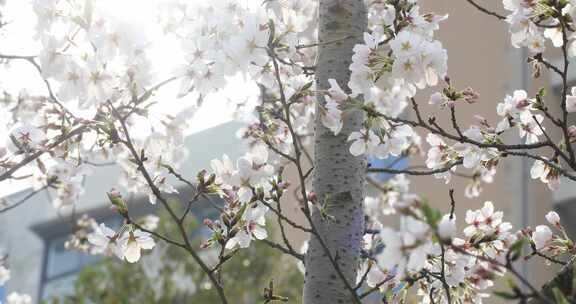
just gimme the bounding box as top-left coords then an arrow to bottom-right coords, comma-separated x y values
368,155 -> 409,182
39,216 -> 122,300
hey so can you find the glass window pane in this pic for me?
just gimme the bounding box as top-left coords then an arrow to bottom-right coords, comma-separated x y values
368,156 -> 408,182
46,236 -> 81,278
42,274 -> 77,300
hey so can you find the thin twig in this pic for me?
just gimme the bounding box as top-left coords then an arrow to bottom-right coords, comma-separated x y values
464,0 -> 506,20
259,239 -> 304,261
0,183 -> 51,213
109,102 -> 229,304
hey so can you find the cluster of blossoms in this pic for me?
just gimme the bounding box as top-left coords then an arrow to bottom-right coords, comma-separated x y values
319,0 -> 450,164
0,105 -> 95,207
495,89 -> 564,190
45,190 -> 158,264
349,0 -> 448,97
364,173 -> 418,218
495,90 -> 544,144
201,146 -> 285,250
361,195 -> 574,303
503,0 -> 576,54
0,0 -> 320,275
316,0 -> 449,165
1,0 -> 318,275
424,79 -> 572,194
34,0 -> 154,108
0,0 -> 205,209
424,126 -> 500,198
87,222 -> 155,263
86,202 -> 157,263
531,211 -> 574,257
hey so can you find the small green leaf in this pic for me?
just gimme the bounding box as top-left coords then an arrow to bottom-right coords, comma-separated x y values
421,202 -> 442,228
552,287 -> 570,304
107,190 -> 128,215
537,87 -> 546,98
493,290 -> 518,300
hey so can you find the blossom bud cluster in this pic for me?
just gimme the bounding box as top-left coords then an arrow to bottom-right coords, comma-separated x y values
366,197 -> 573,303
503,0 -> 576,55
87,220 -> 156,264
203,146 -> 277,250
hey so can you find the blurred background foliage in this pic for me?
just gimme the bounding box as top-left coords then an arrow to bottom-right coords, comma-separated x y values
47,202 -> 303,304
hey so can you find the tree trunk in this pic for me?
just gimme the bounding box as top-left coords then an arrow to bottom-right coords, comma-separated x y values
303,1 -> 367,303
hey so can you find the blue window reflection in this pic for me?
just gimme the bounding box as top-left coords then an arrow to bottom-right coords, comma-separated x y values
367,156 -> 408,182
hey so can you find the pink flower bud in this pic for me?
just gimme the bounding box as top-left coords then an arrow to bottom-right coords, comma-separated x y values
307,192 -> 317,203
203,218 -> 214,229
109,188 -> 121,198
278,181 -> 291,190
545,211 -> 560,226
462,87 -> 480,104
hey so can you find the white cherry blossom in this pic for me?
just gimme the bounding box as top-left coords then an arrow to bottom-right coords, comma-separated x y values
438,214 -> 456,240
120,229 -> 156,263
348,129 -> 379,156
532,225 -> 553,250
88,223 -> 124,259
531,159 -> 561,190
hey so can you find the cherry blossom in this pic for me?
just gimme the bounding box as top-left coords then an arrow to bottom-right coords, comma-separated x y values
348,129 -> 379,156
532,225 -> 553,250
378,217 -> 433,276
320,95 -> 343,135
6,124 -> 46,154
88,223 -> 124,259
518,111 -> 544,144
438,214 -> 456,240
531,159 -> 561,190
120,229 -> 156,263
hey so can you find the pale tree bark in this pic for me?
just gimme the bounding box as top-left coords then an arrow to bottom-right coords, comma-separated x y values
303,1 -> 367,303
